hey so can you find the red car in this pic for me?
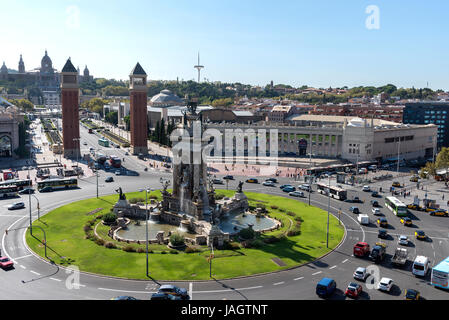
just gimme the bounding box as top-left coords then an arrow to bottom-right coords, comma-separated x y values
0,256 -> 14,269
353,242 -> 370,257
345,282 -> 362,298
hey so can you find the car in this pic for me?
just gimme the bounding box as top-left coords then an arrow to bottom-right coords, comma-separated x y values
115,170 -> 121,175
111,296 -> 139,300
0,256 -> 14,269
430,209 -> 448,217
345,282 -> 362,298
353,267 -> 368,281
213,178 -> 224,185
246,178 -> 258,184
378,277 -> 394,292
282,186 -> 296,193
150,292 -> 182,300
316,278 -> 337,298
105,176 -> 114,183
371,191 -> 380,198
392,181 -> 401,187
223,175 -> 234,180
377,217 -> 388,227
83,142 -> 87,145
398,235 -> 409,246
371,200 -> 380,207
371,208 -> 381,216
400,217 -> 412,226
157,285 -> 189,300
407,203 -> 423,211
415,230 -> 426,240
280,184 -> 293,190
378,229 -> 388,239
362,185 -> 371,192
352,197 -> 362,203
350,206 -> 360,214
262,181 -> 276,187
289,191 -> 305,198
353,242 -> 370,257
410,176 -> 419,182
404,289 -> 420,300
8,202 -> 25,210
39,186 -> 53,193
266,178 -> 278,183
19,188 -> 35,195
125,152 -> 129,155
89,147 -> 94,151
299,184 -> 311,192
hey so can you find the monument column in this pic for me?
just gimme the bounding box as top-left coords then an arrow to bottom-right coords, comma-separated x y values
61,58 -> 80,159
129,63 -> 148,155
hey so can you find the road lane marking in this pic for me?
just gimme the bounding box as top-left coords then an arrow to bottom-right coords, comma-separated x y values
20,265 -> 26,269
13,254 -> 32,261
98,288 -> 153,294
312,271 -> 322,276
30,271 -> 40,275
294,277 -> 304,281
193,286 -> 263,294
273,282 -> 284,286
342,259 -> 348,263
50,277 -> 62,282
189,282 -> 193,300
330,265 -> 337,269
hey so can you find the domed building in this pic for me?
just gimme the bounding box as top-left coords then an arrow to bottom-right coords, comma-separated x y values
149,89 -> 184,107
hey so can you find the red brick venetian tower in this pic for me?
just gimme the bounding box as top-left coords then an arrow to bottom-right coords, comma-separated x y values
60,58 -> 80,158
129,63 -> 148,155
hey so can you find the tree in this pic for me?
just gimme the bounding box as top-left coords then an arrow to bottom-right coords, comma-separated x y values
105,111 -> 118,126
435,147 -> 449,170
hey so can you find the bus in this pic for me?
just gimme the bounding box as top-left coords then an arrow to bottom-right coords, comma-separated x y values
0,179 -> 32,190
0,186 -> 19,198
385,196 -> 408,217
98,138 -> 109,147
316,183 -> 347,201
431,256 -> 449,289
108,155 -> 121,168
37,178 -> 78,191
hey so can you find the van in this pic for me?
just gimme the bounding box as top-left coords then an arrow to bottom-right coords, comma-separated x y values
358,214 -> 370,225
412,256 -> 430,277
368,165 -> 377,171
316,278 -> 336,298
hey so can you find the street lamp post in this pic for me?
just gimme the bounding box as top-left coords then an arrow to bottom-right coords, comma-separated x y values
31,194 -> 40,221
73,137 -> 81,168
326,176 -> 330,248
140,187 -> 154,278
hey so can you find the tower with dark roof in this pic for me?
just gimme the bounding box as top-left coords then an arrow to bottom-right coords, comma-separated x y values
129,62 -> 148,155
60,58 -> 80,159
18,55 -> 25,73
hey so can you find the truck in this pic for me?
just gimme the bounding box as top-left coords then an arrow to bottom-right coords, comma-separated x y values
391,247 -> 408,267
369,242 -> 387,263
357,214 -> 369,225
353,242 -> 370,258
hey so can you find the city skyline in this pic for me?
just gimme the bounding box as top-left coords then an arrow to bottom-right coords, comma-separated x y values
1,1 -> 449,90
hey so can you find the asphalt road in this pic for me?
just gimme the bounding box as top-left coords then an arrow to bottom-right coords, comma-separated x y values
0,125 -> 448,300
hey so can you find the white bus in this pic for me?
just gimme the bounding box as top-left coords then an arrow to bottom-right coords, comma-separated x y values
431,256 -> 449,289
316,183 -> 347,201
385,196 -> 408,217
0,186 -> 19,198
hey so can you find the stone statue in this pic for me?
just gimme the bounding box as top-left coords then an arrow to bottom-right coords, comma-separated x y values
237,181 -> 244,193
116,187 -> 126,200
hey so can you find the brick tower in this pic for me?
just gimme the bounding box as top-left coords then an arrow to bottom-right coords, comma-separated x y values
60,58 -> 80,159
129,63 -> 148,155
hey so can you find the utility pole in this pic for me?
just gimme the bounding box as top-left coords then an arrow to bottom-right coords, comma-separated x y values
397,137 -> 401,175
326,175 -> 330,248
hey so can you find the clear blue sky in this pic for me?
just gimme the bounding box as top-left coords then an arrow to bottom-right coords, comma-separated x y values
1,0 -> 448,90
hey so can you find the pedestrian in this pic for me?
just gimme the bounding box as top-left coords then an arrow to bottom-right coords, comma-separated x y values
443,194 -> 445,201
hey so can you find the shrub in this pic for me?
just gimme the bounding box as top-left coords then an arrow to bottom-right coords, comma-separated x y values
103,213 -> 117,224
161,250 -> 167,254
223,241 -> 241,250
95,214 -> 104,220
129,197 -> 145,204
87,219 -> 96,226
185,246 -> 199,253
136,248 -> 145,253
279,208 -> 286,212
170,250 -> 179,254
241,241 -> 253,248
287,229 -> 301,237
215,194 -> 225,200
270,205 -> 279,210
286,211 -> 295,217
104,242 -> 117,249
263,236 -> 280,244
123,245 -> 136,252
294,216 -> 303,222
251,239 -> 264,248
95,238 -> 105,246
169,233 -> 185,246
83,224 -> 92,232
239,227 -> 255,240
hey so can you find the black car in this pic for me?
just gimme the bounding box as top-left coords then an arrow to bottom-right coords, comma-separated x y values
266,178 -> 278,183
19,188 -> 35,195
350,207 -> 360,214
39,186 -> 53,193
371,200 -> 379,207
111,296 -> 139,300
150,293 -> 182,300
223,175 -> 234,180
378,229 -> 388,239
371,191 -> 380,198
105,176 -> 114,183
157,285 -> 189,300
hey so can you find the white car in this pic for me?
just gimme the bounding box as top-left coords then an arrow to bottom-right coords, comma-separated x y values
377,277 -> 394,292
353,267 -> 368,281
289,191 -> 305,198
263,181 -> 276,187
362,185 -> 371,192
8,202 -> 25,210
115,170 -> 121,175
299,184 -> 311,191
372,208 -> 381,215
398,235 -> 409,246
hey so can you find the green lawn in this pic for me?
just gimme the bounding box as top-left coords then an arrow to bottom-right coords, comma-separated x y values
26,190 -> 344,280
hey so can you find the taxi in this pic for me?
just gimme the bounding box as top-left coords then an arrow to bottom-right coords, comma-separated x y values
377,217 -> 388,228
410,176 -> 419,182
425,207 -> 437,212
392,181 -> 401,187
245,178 -> 259,184
430,209 -> 448,217
404,289 -> 420,300
407,204 -> 423,211
400,217 -> 413,226
415,230 -> 426,240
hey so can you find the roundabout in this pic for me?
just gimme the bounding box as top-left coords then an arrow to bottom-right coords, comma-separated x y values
25,190 -> 344,280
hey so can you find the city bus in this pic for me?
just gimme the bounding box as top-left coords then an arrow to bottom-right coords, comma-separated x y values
98,138 -> 110,147
0,179 -> 32,190
37,178 -> 78,191
0,186 -> 19,198
385,196 -> 408,217
316,183 -> 347,201
431,256 -> 449,289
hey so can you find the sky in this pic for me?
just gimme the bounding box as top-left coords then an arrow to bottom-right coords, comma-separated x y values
1,0 -> 448,90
